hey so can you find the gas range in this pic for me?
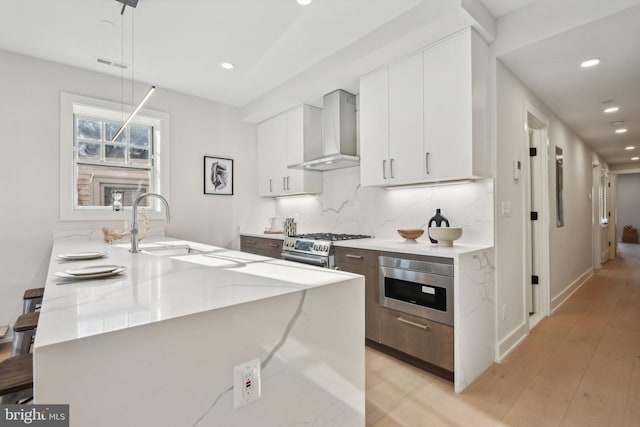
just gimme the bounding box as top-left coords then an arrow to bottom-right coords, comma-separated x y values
281,233 -> 371,269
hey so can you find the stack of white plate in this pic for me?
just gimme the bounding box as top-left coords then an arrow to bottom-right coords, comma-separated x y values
55,264 -> 126,280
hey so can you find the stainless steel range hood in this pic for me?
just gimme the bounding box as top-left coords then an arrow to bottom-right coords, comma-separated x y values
289,89 -> 359,171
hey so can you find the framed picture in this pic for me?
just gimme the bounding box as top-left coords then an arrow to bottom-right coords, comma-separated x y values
204,156 -> 234,195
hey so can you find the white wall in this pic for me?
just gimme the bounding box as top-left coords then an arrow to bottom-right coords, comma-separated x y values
0,49 -> 272,331
495,61 -> 594,358
616,173 -> 640,240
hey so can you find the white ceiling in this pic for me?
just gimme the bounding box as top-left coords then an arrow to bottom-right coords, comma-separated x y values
0,0 -> 639,166
0,0 -> 423,108
498,3 -> 640,167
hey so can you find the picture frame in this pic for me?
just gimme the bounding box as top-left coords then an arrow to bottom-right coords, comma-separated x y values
204,156 -> 234,195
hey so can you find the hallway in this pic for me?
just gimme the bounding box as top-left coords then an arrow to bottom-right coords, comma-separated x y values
366,243 -> 640,426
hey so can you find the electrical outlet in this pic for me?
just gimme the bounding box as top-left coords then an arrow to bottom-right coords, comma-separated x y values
233,359 -> 261,409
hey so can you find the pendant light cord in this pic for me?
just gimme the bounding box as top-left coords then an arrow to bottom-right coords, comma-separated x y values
120,8 -> 124,126
131,8 -> 134,115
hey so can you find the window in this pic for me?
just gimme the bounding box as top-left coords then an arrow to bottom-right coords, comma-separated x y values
75,116 -> 152,208
60,93 -> 170,221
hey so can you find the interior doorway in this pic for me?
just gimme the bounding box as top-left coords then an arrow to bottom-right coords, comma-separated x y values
524,104 -> 550,329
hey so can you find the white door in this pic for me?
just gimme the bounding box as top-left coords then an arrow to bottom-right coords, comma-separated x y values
257,120 -> 275,196
528,129 -> 542,318
388,52 -> 424,184
423,30 -> 472,180
524,107 -> 550,328
360,68 -> 390,186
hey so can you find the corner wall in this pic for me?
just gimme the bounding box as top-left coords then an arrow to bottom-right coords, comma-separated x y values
0,49 -> 273,333
495,61 -> 594,359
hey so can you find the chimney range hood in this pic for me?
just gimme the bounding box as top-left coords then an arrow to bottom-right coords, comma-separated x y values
289,89 -> 359,171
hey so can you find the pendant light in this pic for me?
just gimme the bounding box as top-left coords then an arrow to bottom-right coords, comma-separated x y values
111,0 -> 155,143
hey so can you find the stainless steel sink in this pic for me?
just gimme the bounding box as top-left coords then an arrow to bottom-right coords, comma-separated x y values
141,245 -> 207,256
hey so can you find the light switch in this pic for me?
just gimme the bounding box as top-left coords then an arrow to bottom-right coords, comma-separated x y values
501,202 -> 512,217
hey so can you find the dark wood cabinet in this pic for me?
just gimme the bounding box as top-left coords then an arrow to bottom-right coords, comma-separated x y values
379,306 -> 454,372
240,235 -> 283,258
334,247 -> 381,342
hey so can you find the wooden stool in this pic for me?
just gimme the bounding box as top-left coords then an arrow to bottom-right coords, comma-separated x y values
23,287 -> 44,313
0,353 -> 33,404
12,312 -> 39,356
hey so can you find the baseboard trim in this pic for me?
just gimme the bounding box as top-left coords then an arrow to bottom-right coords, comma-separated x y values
550,268 -> 593,314
495,321 -> 528,362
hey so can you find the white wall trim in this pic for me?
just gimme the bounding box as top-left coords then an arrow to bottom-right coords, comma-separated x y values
495,320 -> 528,362
550,268 -> 593,313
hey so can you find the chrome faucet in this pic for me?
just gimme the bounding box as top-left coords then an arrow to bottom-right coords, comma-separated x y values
130,192 -> 171,253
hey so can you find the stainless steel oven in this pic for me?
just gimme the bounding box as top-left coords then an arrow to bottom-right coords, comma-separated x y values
281,233 -> 371,269
379,255 -> 454,326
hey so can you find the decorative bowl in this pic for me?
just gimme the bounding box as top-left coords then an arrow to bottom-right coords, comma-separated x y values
428,227 -> 463,247
397,228 -> 425,241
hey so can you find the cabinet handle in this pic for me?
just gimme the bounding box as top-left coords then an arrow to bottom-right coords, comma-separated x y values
390,158 -> 395,179
345,254 -> 363,259
397,317 -> 429,330
246,240 -> 257,245
287,176 -> 291,191
426,152 -> 431,175
382,160 -> 387,179
283,177 -> 287,191
269,243 -> 279,248
269,179 -> 273,192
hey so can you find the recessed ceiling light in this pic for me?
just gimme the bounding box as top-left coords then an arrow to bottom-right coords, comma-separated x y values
297,0 -> 312,5
580,58 -> 601,68
625,146 -> 636,150
615,128 -> 628,134
604,106 -> 619,113
632,157 -> 639,161
220,62 -> 234,70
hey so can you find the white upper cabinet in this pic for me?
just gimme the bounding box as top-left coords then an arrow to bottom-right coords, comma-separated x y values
359,28 -> 490,186
257,105 -> 322,197
423,28 -> 489,181
360,52 -> 424,186
359,67 -> 389,187
389,52 -> 424,185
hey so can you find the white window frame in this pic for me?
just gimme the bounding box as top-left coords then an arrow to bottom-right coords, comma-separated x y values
60,92 -> 170,221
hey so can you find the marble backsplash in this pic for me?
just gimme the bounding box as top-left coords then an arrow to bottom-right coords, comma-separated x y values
276,167 -> 494,245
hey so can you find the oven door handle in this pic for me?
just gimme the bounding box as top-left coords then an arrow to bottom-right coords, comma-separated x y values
281,252 -> 328,268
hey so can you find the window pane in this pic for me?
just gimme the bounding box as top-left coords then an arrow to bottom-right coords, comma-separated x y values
105,144 -> 126,162
76,163 -> 151,207
130,126 -> 149,147
105,122 -> 127,143
77,141 -> 101,159
130,147 -> 149,164
77,118 -> 101,140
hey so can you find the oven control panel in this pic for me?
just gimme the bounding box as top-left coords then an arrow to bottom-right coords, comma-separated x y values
283,237 -> 332,256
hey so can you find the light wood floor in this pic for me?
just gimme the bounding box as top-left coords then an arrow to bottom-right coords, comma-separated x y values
2,244 -> 638,426
366,242 -> 640,426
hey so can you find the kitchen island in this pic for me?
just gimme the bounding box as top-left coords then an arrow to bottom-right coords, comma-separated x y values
34,236 -> 365,426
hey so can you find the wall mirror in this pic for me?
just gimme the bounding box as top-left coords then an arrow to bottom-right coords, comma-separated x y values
555,146 -> 564,227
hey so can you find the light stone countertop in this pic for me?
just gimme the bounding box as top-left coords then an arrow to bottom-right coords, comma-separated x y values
240,232 -> 491,258
240,232 -> 285,240
34,238 -> 360,349
333,238 -> 492,258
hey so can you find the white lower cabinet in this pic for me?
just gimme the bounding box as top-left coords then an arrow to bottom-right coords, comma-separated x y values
257,105 -> 322,197
359,27 -> 490,186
